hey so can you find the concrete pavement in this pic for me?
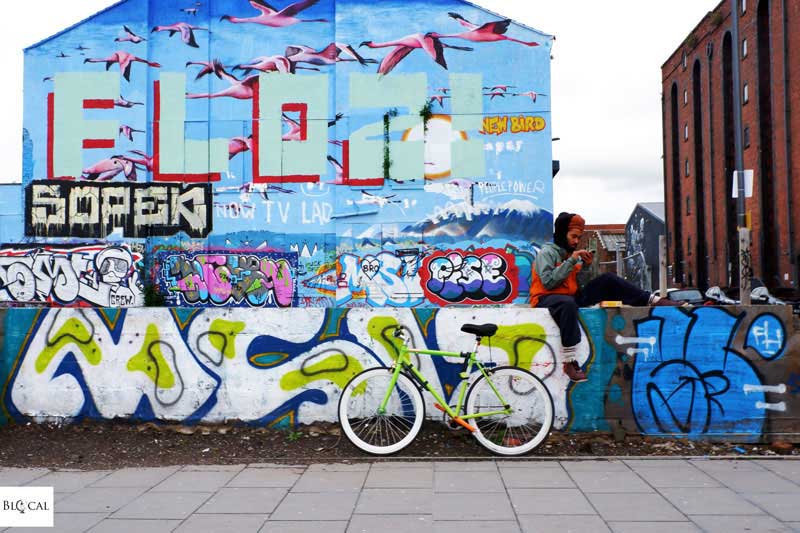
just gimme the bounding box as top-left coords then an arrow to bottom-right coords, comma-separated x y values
2,458 -> 800,532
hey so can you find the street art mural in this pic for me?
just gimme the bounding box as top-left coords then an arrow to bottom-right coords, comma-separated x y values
0,244 -> 143,307
1,305 -> 797,442
20,0 -> 555,307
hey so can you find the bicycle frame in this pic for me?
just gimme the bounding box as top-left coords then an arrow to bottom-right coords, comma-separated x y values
377,334 -> 512,431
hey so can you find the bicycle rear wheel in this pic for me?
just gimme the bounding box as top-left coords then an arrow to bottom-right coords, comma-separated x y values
465,366 -> 554,456
338,367 -> 425,455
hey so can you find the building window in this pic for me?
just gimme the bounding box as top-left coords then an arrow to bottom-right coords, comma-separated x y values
742,0 -> 747,14
686,196 -> 691,215
744,126 -> 750,147
684,124 -> 689,140
742,38 -> 748,58
682,52 -> 687,69
683,89 -> 688,105
685,159 -> 690,177
743,82 -> 749,104
688,236 -> 692,255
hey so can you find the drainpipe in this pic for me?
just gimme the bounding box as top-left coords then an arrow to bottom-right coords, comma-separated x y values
731,0 -> 750,304
707,41 -> 716,285
782,0 -> 794,286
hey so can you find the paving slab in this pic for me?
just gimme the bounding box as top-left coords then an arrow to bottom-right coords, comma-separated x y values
259,520 -> 347,533
270,491 -> 359,520
306,463 -> 369,472
689,459 -> 767,473
434,469 -> 505,492
706,468 -> 800,493
6,512 -> 106,533
174,513 -> 268,532
87,518 -> 182,533
659,487 -> 764,516
197,487 -> 287,514
181,464 -> 246,472
518,514 -> 611,533
90,466 -> 181,488
608,521 -> 701,533
434,520 -> 520,533
364,467 -> 433,488
753,460 -> 800,481
587,492 -> 685,522
291,470 -> 367,492
152,470 -> 238,492
690,514 -> 792,532
623,459 -> 693,469
744,492 -> 800,522
56,487 -> 145,513
26,470 -> 111,492
354,488 -> 433,515
569,470 -> 654,493
561,460 -> 630,472
347,514 -> 432,533
0,467 -> 50,485
499,465 -> 576,488
434,461 -> 497,471
433,492 -> 514,521
370,461 -> 435,470
227,467 -> 305,487
508,487 -> 596,516
112,491 -> 212,520
632,466 -> 721,488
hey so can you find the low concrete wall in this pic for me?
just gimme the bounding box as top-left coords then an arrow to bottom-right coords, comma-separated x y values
1,306 -> 797,442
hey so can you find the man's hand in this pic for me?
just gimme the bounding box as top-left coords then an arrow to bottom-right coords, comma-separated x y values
571,249 -> 594,265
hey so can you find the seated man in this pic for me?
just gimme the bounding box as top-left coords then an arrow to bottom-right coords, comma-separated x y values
530,212 -> 682,382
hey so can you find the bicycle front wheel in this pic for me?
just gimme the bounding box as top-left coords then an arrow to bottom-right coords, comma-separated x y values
465,366 -> 554,456
338,367 -> 425,455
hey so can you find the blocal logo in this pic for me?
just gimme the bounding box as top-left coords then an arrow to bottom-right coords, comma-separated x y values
0,487 -> 54,528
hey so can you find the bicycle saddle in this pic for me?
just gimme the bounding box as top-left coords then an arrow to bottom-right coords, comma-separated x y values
460,323 -> 498,337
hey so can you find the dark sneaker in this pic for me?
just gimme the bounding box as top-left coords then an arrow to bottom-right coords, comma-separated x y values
563,361 -> 588,382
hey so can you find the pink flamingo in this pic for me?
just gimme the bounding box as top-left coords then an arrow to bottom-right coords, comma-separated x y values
228,136 -> 253,159
326,155 -> 344,184
432,87 -> 450,94
511,90 -> 547,103
429,95 -> 451,108
115,25 -> 146,44
282,114 -> 303,141
125,150 -> 153,172
186,61 -> 258,100
220,0 -> 328,27
115,96 -> 144,108
285,43 -> 376,66
119,124 -> 144,141
233,55 -> 319,74
427,13 -> 540,47
483,85 -> 515,91
360,34 -> 472,75
185,60 -> 218,81
82,156 -> 137,181
84,51 -> 160,82
151,22 -> 208,48
483,90 -> 507,100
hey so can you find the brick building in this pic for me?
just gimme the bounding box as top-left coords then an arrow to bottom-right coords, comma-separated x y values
661,0 -> 799,292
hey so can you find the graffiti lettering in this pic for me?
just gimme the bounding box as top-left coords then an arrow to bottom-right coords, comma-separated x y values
420,248 -> 518,305
481,115 -> 545,135
0,244 -> 143,307
25,181 -> 212,238
159,252 -> 297,307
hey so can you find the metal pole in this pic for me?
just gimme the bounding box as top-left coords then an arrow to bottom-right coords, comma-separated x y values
659,235 -> 668,296
730,0 -> 751,305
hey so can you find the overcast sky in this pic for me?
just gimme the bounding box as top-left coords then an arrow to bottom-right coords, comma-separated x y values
0,0 -> 717,223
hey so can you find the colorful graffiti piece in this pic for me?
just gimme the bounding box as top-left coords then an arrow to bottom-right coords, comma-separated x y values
0,244 -> 143,307
481,115 -> 546,135
158,252 -> 298,307
420,248 -> 519,305
25,181 -> 212,239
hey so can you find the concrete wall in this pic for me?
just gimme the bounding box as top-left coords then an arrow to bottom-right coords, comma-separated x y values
2,305 -> 797,442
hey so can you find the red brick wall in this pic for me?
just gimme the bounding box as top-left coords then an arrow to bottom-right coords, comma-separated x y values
661,0 -> 798,291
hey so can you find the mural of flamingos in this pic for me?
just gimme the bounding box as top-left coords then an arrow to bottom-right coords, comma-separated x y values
233,55 -> 319,74
125,150 -> 153,172
119,124 -> 144,142
360,34 -> 472,75
151,22 -> 208,48
511,90 -> 547,103
285,43 -> 376,66
229,136 -> 253,160
220,0 -> 328,28
82,156 -> 137,181
427,13 -> 540,47
84,51 -> 160,82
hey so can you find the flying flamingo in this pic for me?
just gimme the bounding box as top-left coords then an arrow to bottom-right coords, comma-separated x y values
56,51 -> 69,58
151,22 -> 208,48
115,96 -> 143,108
76,44 -> 90,51
125,150 -> 153,172
483,90 -> 507,100
511,90 -> 547,103
429,94 -> 451,108
427,13 -> 540,47
84,51 -> 160,82
326,155 -> 344,184
119,124 -> 144,141
282,111 -> 342,140
484,85 -> 515,91
220,0 -> 328,28
432,87 -> 450,94
228,136 -> 253,159
115,25 -> 146,44
285,43 -> 376,66
233,55 -> 319,74
181,7 -> 199,16
82,156 -> 137,181
186,60 -> 258,100
360,34 -> 472,75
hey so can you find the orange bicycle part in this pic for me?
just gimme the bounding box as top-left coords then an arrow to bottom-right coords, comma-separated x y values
433,403 -> 476,432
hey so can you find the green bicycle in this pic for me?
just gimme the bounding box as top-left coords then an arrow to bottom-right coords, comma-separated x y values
338,323 -> 555,456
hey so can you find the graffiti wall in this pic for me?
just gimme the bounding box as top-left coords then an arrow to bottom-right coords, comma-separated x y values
0,244 -> 144,307
2,305 -> 798,442
20,0 -> 555,308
